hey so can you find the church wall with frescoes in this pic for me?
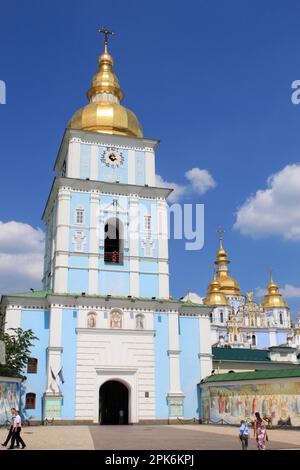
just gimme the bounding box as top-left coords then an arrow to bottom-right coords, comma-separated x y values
201,378 -> 300,426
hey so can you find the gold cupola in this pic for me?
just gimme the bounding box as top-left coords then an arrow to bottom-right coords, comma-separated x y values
204,277 -> 229,306
214,228 -> 241,296
262,274 -> 288,309
68,28 -> 143,138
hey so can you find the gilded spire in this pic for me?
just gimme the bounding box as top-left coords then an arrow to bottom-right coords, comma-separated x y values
213,227 -> 241,295
68,28 -> 143,137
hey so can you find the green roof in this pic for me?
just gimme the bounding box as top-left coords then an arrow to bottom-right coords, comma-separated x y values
3,290 -> 51,298
212,347 -> 270,362
1,290 -> 205,307
202,368 -> 300,384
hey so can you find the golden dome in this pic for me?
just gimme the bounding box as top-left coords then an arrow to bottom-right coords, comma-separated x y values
68,42 -> 143,138
204,278 -> 229,306
214,238 -> 241,296
262,276 -> 288,309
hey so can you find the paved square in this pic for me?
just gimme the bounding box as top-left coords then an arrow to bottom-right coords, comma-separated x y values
0,424 -> 299,450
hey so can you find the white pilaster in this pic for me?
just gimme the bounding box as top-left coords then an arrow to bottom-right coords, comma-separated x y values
88,193 -> 100,295
4,306 -> 21,332
145,151 -> 155,186
90,145 -> 99,181
269,330 -> 277,347
129,196 -> 140,296
46,305 -> 63,393
128,149 -> 136,184
167,313 -> 183,394
53,188 -> 70,293
67,140 -> 80,178
199,313 -> 213,380
157,200 -> 169,298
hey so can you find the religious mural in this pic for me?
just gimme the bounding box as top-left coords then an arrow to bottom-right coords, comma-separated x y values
0,381 -> 20,424
201,381 -> 300,426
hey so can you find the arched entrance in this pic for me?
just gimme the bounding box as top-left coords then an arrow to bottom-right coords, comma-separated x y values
99,380 -> 129,425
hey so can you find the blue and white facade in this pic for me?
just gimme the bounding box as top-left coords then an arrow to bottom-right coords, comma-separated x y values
1,127 -> 212,423
2,42 -> 299,425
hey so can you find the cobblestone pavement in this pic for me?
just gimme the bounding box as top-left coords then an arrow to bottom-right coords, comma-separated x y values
0,424 -> 299,450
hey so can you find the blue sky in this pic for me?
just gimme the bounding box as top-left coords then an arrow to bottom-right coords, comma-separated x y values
1,0 -> 300,318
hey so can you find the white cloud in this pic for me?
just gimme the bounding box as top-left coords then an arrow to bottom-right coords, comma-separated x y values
255,283 -> 300,299
185,168 -> 217,195
0,221 -> 44,293
234,163 -> 300,239
156,167 -> 216,202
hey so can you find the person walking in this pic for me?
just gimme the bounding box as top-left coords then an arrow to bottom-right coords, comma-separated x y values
1,408 -> 18,448
8,409 -> 26,450
238,420 -> 249,450
253,412 -> 267,450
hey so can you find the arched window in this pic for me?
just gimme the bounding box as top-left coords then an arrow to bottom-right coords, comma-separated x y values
234,334 -> 237,342
220,311 -> 224,323
110,310 -> 122,329
209,312 -> 213,323
104,218 -> 123,264
252,334 -> 256,346
136,314 -> 144,330
25,393 -> 36,409
87,312 -> 96,328
27,358 -> 38,374
279,312 -> 283,325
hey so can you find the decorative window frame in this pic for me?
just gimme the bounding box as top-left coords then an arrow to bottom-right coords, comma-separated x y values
75,206 -> 85,225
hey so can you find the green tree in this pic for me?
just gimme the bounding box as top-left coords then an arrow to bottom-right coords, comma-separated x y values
0,328 -> 38,375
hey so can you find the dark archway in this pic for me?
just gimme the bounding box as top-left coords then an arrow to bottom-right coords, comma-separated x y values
99,380 -> 129,425
104,218 -> 123,264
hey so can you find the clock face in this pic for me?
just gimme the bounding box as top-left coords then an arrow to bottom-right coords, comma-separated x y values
101,148 -> 124,168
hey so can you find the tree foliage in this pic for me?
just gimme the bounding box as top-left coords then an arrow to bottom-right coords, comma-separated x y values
0,328 -> 38,375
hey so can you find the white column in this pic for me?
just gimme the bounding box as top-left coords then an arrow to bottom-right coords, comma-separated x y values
129,195 -> 139,296
90,145 -> 99,181
53,188 -> 71,293
88,193 -> 100,295
67,139 -> 80,178
157,200 -> 169,299
199,313 -> 213,380
128,149 -> 136,184
46,305 -> 63,393
145,150 -> 155,186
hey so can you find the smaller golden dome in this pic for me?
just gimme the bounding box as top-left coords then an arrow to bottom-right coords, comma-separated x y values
213,230 -> 241,296
262,276 -> 288,309
204,278 -> 229,306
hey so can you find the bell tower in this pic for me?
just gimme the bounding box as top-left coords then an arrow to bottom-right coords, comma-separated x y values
42,29 -> 171,299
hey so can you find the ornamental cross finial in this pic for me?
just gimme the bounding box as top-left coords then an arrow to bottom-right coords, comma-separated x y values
217,226 -> 225,242
98,26 -> 115,52
268,266 -> 273,282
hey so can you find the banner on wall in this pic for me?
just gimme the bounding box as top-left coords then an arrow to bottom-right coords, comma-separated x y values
202,381 -> 300,426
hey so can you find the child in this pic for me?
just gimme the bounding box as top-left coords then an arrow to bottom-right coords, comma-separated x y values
239,420 -> 249,450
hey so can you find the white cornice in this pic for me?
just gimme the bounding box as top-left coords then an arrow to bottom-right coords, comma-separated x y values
43,177 -> 173,221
